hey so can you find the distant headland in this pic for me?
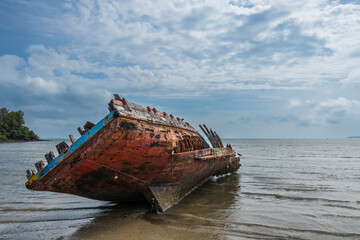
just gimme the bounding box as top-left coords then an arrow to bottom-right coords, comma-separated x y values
0,107 -> 39,142
347,136 -> 360,139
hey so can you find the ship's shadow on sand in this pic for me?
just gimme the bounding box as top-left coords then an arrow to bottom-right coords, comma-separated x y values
70,173 -> 240,240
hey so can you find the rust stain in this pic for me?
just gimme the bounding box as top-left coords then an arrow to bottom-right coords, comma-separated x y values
26,95 -> 240,212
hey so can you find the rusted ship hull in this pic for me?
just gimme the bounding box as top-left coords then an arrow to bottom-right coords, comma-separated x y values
26,96 -> 240,212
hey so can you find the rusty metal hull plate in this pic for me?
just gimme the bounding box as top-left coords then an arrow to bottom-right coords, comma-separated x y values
27,116 -> 240,211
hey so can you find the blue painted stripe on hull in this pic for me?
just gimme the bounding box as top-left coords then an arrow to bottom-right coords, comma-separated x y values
38,110 -> 119,179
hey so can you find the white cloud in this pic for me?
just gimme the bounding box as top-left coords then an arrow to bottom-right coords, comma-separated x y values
289,99 -> 301,108
289,97 -> 360,125
57,0 -> 358,90
25,76 -> 60,94
0,55 -> 26,84
343,68 -> 360,84
1,0 -> 360,137
2,1 -> 360,96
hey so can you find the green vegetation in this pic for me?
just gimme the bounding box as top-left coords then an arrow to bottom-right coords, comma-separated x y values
0,107 -> 39,141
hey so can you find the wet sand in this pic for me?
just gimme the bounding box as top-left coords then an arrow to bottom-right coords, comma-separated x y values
70,204 -> 216,240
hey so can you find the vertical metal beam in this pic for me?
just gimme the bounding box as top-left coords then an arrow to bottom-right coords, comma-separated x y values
69,134 -> 75,144
199,124 -> 215,148
213,131 -> 224,147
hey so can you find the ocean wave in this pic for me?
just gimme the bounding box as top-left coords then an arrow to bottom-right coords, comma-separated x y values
241,192 -> 357,204
149,213 -> 360,238
0,216 -> 94,224
0,205 -> 115,212
323,203 -> 360,210
322,214 -> 360,219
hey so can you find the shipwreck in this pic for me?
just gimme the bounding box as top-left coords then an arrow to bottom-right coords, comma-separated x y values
25,95 -> 241,212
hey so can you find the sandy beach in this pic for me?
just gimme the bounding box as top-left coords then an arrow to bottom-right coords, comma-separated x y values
70,204 -> 215,240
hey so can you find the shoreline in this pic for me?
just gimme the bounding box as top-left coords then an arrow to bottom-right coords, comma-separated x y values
0,139 -> 49,143
69,206 -> 216,240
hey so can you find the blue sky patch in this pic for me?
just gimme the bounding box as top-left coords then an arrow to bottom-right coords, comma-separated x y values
1,0 -> 360,138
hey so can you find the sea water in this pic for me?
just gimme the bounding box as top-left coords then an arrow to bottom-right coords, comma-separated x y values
0,139 -> 359,239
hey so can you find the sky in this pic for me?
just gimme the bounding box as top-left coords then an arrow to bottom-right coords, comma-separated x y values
1,0 -> 360,139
